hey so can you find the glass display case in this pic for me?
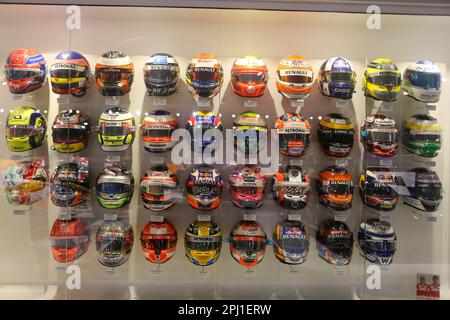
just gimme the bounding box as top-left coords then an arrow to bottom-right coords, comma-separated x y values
0,2 -> 449,300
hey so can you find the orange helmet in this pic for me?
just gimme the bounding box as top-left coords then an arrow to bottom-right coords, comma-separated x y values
231,56 -> 268,97
276,55 -> 314,99
49,217 -> 89,263
140,218 -> 177,264
95,51 -> 134,96
317,166 -> 353,211
275,112 -> 311,156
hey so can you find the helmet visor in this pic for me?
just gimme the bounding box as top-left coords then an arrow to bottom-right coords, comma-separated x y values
329,70 -> 355,83
6,126 -> 41,137
321,128 -> 354,144
280,237 -> 309,254
97,69 -> 132,83
235,72 -> 266,83
231,237 -> 265,251
364,239 -> 396,252
279,74 -> 312,84
97,182 -> 132,194
144,69 -> 178,84
408,71 -> 441,90
51,236 -> 87,249
191,185 -> 219,198
368,73 -> 401,87
100,124 -> 130,136
233,186 -> 264,196
53,128 -> 85,142
142,238 -> 176,251
186,239 -> 220,250
365,184 -> 396,197
51,68 -> 88,79
143,185 -> 175,196
142,126 -> 172,138
5,68 -> 43,80
328,182 -> 353,195
278,185 -> 309,196
367,129 -> 399,143
100,237 -> 124,253
417,183 -> 442,201
191,67 -> 219,82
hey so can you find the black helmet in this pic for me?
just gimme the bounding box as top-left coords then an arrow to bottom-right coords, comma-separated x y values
403,168 -> 442,212
143,53 -> 180,96
317,113 -> 354,157
316,220 -> 354,266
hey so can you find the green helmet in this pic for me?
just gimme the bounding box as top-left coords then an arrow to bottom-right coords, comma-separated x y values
96,163 -> 134,209
233,111 -> 267,154
402,114 -> 442,158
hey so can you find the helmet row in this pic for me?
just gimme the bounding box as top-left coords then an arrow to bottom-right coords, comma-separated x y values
5,49 -> 442,103
5,106 -> 442,159
50,217 -> 397,268
4,160 -> 442,214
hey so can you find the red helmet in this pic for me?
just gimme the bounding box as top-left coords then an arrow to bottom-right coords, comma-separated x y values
229,165 -> 266,209
140,218 -> 177,264
230,220 -> 267,267
231,56 -> 268,97
4,48 -> 47,94
275,113 -> 311,156
49,217 -> 89,263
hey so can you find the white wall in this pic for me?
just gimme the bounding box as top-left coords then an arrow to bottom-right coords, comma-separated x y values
0,5 -> 449,299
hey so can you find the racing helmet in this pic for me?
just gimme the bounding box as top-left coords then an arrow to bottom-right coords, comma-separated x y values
317,113 -> 354,157
230,220 -> 266,267
234,111 -> 267,155
402,60 -> 441,103
276,55 -> 314,100
231,56 -> 268,97
50,158 -> 89,207
97,107 -> 136,151
403,168 -> 442,212
185,220 -> 222,266
186,53 -> 224,98
229,165 -> 266,209
357,219 -> 397,266
360,114 -> 399,157
52,109 -> 90,153
359,167 -> 398,211
273,219 -> 310,265
4,48 -> 47,94
186,111 -> 222,151
5,106 -> 47,152
402,114 -> 442,158
363,58 -> 401,102
96,219 -> 134,267
95,50 -> 134,96
140,218 -> 177,264
316,220 -> 354,266
275,112 -> 310,157
50,217 -> 89,263
4,158 -> 47,205
272,165 -> 311,210
186,165 -> 223,211
318,57 -> 356,99
50,51 -> 91,97
317,166 -> 353,211
96,163 -> 134,209
143,53 -> 180,96
140,165 -> 177,211
141,110 -> 178,152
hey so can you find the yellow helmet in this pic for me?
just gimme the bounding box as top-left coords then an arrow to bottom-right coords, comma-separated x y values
185,220 -> 222,266
363,58 -> 401,102
5,106 -> 47,152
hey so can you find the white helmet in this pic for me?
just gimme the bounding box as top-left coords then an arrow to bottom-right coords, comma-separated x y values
402,60 -> 441,103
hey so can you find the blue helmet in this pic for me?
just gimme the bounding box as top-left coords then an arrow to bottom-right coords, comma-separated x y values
186,111 -> 222,151
318,57 -> 356,100
273,220 -> 310,265
357,219 -> 397,266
